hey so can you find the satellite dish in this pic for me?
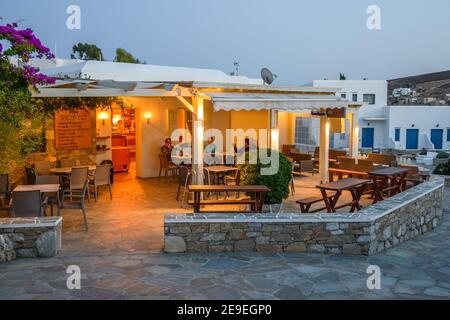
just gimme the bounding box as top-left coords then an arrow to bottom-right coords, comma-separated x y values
261,67 -> 277,85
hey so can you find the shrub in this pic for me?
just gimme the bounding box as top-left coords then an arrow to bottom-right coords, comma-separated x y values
238,149 -> 292,204
436,152 -> 450,159
433,160 -> 450,175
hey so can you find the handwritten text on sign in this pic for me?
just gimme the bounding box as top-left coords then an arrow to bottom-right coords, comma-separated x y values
55,109 -> 92,150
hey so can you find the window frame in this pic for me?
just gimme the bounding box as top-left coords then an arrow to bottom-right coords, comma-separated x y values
363,94 -> 376,105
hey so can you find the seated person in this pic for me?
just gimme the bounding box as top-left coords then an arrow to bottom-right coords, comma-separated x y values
161,138 -> 173,158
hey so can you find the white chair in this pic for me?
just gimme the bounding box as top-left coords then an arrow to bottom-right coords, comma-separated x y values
89,165 -> 112,201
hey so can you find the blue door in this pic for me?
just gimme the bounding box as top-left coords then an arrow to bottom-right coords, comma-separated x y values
430,129 -> 443,149
406,129 -> 419,149
361,128 -> 374,148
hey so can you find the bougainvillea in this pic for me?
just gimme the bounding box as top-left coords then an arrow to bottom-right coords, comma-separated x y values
0,23 -> 55,180
0,23 -> 55,85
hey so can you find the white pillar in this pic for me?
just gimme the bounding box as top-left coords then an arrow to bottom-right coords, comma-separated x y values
319,115 -> 330,183
193,97 -> 204,184
270,110 -> 279,151
348,111 -> 359,161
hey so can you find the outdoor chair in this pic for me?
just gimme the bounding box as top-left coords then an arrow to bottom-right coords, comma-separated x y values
11,190 -> 48,217
35,175 -> 60,216
62,180 -> 89,231
34,160 -> 51,176
176,166 -> 195,206
158,154 -> 178,183
89,164 -> 112,201
60,158 -> 77,168
63,167 -> 90,203
0,174 -> 10,211
224,169 -> 241,199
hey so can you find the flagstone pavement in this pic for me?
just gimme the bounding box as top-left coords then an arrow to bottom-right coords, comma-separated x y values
0,169 -> 449,300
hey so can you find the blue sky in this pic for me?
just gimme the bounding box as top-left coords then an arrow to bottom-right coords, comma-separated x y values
1,0 -> 450,84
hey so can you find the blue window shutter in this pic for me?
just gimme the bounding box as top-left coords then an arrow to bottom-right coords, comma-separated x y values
447,128 -> 450,141
395,128 -> 400,142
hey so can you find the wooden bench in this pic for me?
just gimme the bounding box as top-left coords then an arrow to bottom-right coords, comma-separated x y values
188,185 -> 270,213
296,194 -> 335,213
328,168 -> 369,182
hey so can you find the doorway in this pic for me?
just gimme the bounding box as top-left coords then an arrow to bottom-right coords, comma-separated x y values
430,129 -> 443,150
361,128 -> 374,149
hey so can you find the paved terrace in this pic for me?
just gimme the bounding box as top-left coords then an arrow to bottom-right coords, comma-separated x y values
0,171 -> 449,299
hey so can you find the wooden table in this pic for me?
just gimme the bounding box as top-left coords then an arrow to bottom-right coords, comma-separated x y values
205,166 -> 238,185
13,184 -> 61,216
316,178 -> 372,213
188,185 -> 270,213
49,165 -> 97,175
369,167 -> 409,203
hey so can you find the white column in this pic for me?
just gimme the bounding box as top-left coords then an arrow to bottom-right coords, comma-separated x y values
270,110 -> 279,151
348,111 -> 359,161
193,97 -> 204,184
319,115 -> 330,183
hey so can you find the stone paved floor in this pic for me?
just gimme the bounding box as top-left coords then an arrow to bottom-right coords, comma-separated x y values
0,167 -> 449,299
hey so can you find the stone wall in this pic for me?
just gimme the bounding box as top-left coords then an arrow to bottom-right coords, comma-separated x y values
164,177 -> 445,255
0,217 -> 62,263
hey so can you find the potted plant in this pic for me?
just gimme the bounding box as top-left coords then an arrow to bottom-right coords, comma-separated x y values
238,149 -> 292,213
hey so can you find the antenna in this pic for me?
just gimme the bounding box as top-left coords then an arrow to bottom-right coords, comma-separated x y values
261,67 -> 277,85
230,60 -> 239,76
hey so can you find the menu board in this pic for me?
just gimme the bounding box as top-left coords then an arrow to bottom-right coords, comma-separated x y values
55,109 -> 92,150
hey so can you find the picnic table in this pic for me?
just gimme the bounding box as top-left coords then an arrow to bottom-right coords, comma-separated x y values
316,178 -> 372,213
188,185 -> 270,213
205,165 -> 238,185
13,184 -> 61,216
368,167 -> 409,203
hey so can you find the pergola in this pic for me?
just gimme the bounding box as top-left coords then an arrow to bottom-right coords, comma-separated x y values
35,61 -> 361,183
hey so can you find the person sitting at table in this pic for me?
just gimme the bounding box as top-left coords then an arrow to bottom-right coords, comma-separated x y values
204,136 -> 217,165
161,138 -> 173,158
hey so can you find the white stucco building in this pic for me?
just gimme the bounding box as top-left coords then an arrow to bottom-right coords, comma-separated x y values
312,80 -> 450,152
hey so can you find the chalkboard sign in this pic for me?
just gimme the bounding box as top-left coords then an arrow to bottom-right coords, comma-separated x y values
55,109 -> 92,150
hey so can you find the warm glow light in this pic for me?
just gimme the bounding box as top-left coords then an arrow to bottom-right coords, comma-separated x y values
144,112 -> 152,124
98,112 -> 109,125
112,115 -> 122,124
271,129 -> 279,151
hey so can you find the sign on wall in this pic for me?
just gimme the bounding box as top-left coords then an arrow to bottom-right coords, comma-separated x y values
55,109 -> 92,150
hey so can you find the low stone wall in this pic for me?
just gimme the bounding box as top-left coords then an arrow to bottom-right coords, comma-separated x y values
164,177 -> 444,255
0,217 -> 62,264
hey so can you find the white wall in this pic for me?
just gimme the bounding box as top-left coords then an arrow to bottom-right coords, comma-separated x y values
387,106 -> 450,151
313,80 -> 388,149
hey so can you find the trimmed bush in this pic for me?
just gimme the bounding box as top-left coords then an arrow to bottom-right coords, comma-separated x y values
433,159 -> 450,175
436,152 -> 450,159
238,149 -> 292,204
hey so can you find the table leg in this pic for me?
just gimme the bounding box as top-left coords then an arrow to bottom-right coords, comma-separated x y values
194,192 -> 200,213
397,172 -> 408,192
57,190 -> 61,216
258,192 -> 265,213
371,177 -> 384,204
320,189 -> 335,213
349,186 -> 364,212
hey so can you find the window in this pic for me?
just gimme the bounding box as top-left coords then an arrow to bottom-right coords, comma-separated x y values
447,128 -> 450,141
363,94 -> 376,105
395,128 -> 401,142
295,117 -> 318,146
341,93 -> 347,99
352,93 -> 358,102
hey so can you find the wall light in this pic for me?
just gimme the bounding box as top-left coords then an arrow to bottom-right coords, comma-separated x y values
98,112 -> 109,125
144,112 -> 152,124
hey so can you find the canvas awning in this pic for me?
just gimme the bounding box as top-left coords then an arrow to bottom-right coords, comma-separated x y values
201,91 -> 348,112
